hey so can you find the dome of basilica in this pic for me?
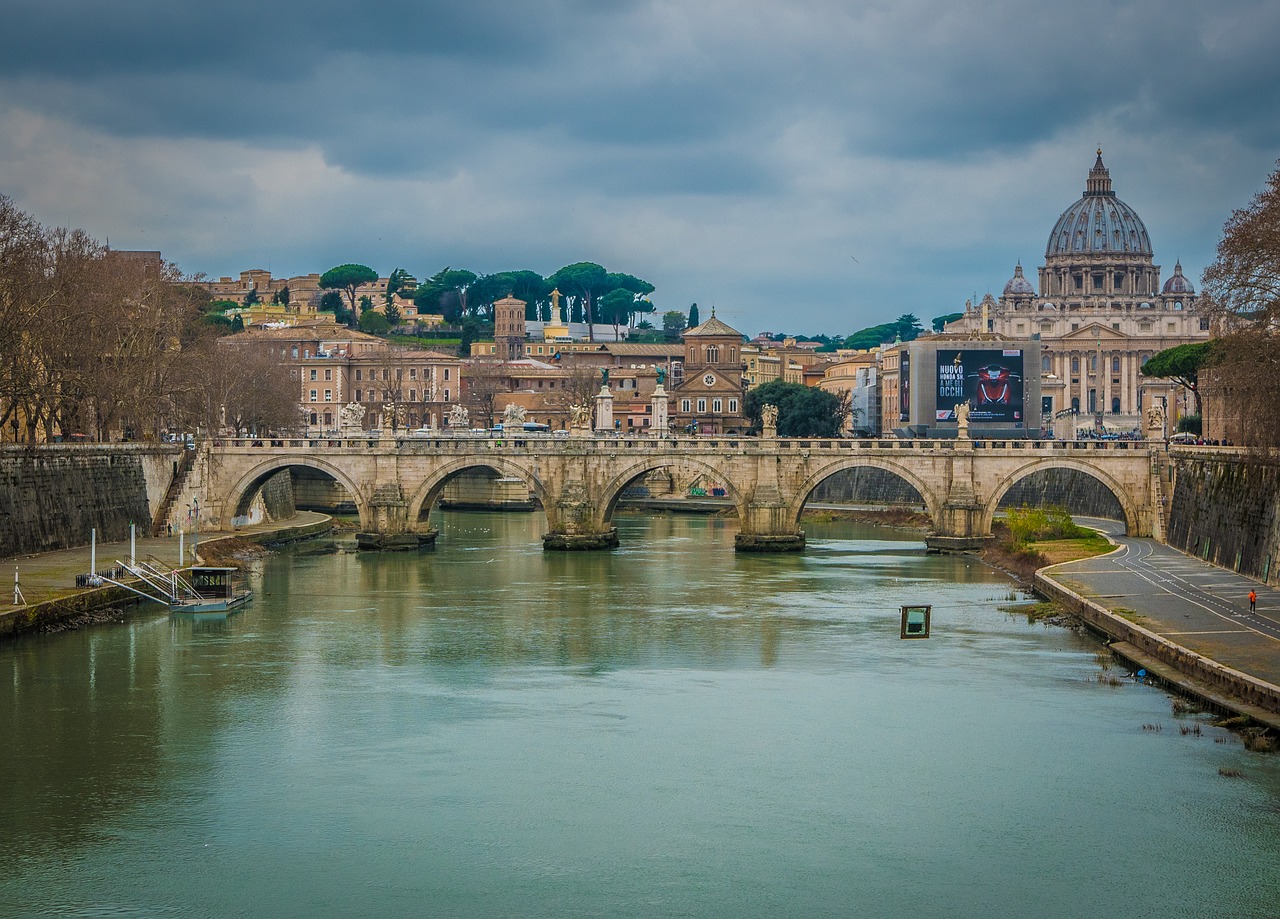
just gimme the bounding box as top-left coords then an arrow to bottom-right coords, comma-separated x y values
1045,151 -> 1152,260
1161,260 -> 1195,294
1002,263 -> 1036,296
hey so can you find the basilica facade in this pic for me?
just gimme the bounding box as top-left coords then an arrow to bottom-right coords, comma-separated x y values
944,151 -> 1208,436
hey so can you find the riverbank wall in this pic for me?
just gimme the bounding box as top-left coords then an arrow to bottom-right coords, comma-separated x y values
1167,448 -> 1280,584
1035,563 -> 1280,730
0,514 -> 333,640
0,444 -> 178,557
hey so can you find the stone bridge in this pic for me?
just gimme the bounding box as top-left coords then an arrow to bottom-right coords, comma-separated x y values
193,434 -> 1165,551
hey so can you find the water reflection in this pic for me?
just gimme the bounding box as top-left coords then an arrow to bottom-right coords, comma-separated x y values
3,511 -> 1280,919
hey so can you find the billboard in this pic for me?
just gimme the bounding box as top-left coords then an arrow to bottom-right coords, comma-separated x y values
899,350 -> 911,422
935,349 -> 1024,424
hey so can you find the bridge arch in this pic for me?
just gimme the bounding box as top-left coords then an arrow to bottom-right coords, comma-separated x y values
785,457 -> 945,530
595,457 -> 748,529
981,457 -> 1140,536
222,456 -> 373,531
406,456 -> 551,533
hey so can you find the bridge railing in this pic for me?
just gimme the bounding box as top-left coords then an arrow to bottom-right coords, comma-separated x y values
210,435 -> 1159,454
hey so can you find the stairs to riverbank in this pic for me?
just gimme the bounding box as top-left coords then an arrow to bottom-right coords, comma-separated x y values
151,447 -> 197,536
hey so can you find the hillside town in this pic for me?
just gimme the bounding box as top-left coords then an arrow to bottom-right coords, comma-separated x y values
0,153 -> 1222,446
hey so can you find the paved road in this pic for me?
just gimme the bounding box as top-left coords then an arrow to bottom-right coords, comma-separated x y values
2,511 -> 332,608
1051,518 -> 1280,689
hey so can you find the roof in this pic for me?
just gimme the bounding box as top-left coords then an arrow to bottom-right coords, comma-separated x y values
602,343 -> 684,356
683,314 -> 743,338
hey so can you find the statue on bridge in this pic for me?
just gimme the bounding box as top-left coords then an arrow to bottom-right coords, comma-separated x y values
955,401 -> 970,439
761,404 -> 779,437
503,403 -> 527,427
448,404 -> 470,430
339,401 -> 366,433
569,402 -> 591,431
1146,401 -> 1166,439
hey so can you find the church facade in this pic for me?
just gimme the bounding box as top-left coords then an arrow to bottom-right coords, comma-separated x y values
944,151 -> 1209,436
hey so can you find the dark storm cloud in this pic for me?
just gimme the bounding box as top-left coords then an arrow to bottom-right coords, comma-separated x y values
1,0 -> 1276,332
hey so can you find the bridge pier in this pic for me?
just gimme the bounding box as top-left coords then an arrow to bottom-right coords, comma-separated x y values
734,489 -> 805,553
925,446 -> 992,553
542,483 -> 619,551
356,483 -> 438,551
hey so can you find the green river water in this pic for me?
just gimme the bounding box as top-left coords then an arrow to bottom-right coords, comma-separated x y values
3,511 -> 1280,918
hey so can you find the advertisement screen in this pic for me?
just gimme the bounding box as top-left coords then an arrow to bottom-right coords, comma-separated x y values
935,349 -> 1024,423
899,351 -> 911,422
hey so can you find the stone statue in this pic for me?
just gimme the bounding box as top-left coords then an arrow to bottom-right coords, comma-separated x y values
447,404 -> 470,429
380,404 -> 407,431
338,401 -> 365,432
761,403 -> 779,436
955,401 -> 970,438
569,402 -> 591,429
503,403 -> 527,426
1146,402 -> 1165,434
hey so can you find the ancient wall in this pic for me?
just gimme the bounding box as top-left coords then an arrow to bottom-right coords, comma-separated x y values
1168,452 -> 1280,582
260,469 -> 297,521
810,468 -> 924,507
0,446 -> 176,557
997,468 -> 1125,520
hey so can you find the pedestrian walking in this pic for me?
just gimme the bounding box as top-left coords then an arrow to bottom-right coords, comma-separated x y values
1249,589 -> 1257,613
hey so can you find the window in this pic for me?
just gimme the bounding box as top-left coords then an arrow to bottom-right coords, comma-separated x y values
1114,273 -> 1125,289
713,398 -> 722,413
1074,274 -> 1083,291
310,369 -> 317,381
1042,355 -> 1052,372
309,389 -> 318,402
324,389 -> 332,402
409,389 -> 416,402
354,369 -> 361,381
1041,322 -> 1053,333
291,346 -> 299,359
444,369 -> 450,381
1093,274 -> 1104,291
1200,317 -> 1210,331
697,399 -> 707,413
707,345 -> 719,363
355,389 -> 362,402
324,369 -> 332,381
396,369 -> 403,380
410,368 -> 417,380
1112,357 -> 1121,373
1071,357 -> 1079,373
443,389 -> 450,402
681,399 -> 692,412
1071,323 -> 1079,332
728,399 -> 738,413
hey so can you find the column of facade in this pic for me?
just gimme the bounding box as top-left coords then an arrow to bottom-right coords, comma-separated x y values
1120,352 -> 1130,415
1103,351 -> 1113,415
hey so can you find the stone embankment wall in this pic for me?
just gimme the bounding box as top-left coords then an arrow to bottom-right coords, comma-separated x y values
808,466 -> 1124,519
0,445 -> 177,557
997,468 -> 1125,519
1167,450 -> 1280,583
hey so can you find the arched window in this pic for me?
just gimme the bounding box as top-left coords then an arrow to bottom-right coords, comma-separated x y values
707,345 -> 719,363
1112,356 -> 1121,373
1071,357 -> 1079,373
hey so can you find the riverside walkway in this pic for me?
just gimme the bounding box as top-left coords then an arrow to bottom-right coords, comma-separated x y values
1044,519 -> 1280,727
1,511 -> 332,610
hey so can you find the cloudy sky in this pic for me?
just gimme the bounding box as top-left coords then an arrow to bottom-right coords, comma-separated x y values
2,0 -> 1277,336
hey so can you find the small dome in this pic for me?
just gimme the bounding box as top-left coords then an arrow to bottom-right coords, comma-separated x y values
1045,151 -> 1152,259
1003,263 -> 1036,296
1162,260 -> 1195,295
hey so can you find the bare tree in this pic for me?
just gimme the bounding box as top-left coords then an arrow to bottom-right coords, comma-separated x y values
1200,160 -> 1280,449
464,357 -> 512,429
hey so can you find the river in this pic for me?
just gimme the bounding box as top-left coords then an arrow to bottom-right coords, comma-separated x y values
3,511 -> 1280,918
